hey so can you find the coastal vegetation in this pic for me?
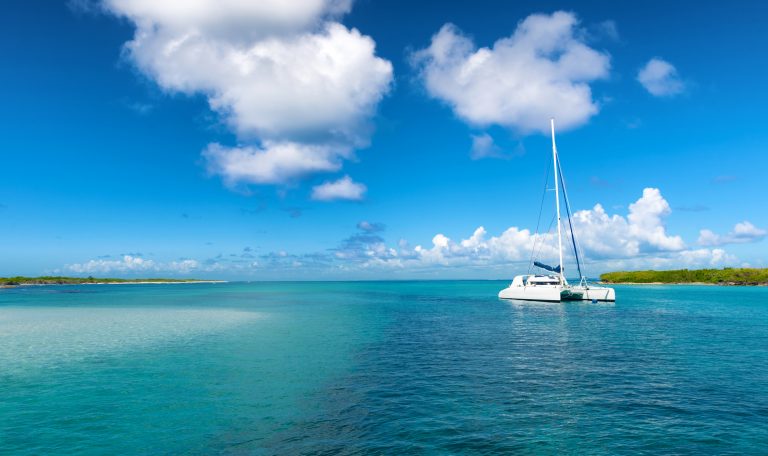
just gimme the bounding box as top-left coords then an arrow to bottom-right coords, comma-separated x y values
0,276 -> 208,287
600,268 -> 768,285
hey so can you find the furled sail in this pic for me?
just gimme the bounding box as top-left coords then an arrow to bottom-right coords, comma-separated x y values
533,261 -> 561,273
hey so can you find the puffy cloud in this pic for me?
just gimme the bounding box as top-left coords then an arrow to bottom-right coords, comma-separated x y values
637,58 -> 684,97
569,203 -> 636,258
66,255 -> 200,275
67,255 -> 155,274
412,12 -> 611,134
165,259 -> 201,274
470,133 -> 502,160
104,0 -> 392,187
698,221 -> 767,246
239,209 -> 733,276
697,230 -> 720,246
626,188 -> 685,251
311,175 -> 367,201
203,142 -> 345,186
105,0 -> 352,37
121,22 -> 391,142
350,188 -> 709,274
570,188 -> 684,258
469,133 -> 524,160
678,248 -> 733,266
407,226 -> 557,267
732,221 -> 766,240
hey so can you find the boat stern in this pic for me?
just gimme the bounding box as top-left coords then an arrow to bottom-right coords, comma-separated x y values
577,286 -> 616,302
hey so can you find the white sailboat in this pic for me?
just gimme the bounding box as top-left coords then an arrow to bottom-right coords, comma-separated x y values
498,119 -> 616,303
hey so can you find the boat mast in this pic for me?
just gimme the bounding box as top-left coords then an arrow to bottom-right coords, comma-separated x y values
550,118 -> 565,285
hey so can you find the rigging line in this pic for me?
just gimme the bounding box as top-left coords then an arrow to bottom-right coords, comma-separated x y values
571,219 -> 589,281
532,213 -> 557,271
558,177 -> 590,280
565,222 -> 589,282
556,155 -> 582,278
556,154 -> 583,279
527,151 -> 552,275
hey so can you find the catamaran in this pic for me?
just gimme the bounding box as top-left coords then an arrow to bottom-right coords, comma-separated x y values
498,119 -> 616,303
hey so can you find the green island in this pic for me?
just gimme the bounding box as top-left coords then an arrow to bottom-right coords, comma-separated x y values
600,268 -> 768,285
0,276 -> 218,288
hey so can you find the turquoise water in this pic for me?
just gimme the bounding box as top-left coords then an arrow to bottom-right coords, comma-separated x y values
1,282 -> 767,454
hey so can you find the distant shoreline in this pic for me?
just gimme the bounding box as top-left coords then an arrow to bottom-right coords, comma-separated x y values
600,268 -> 768,286
1,281 -> 226,289
600,281 -> 766,286
0,277 -> 226,289
80,280 -> 226,285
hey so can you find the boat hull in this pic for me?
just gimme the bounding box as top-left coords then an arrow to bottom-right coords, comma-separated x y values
498,285 -> 615,302
570,286 -> 615,302
498,285 -> 568,302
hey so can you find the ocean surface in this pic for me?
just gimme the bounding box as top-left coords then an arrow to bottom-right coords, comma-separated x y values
1,281 -> 767,454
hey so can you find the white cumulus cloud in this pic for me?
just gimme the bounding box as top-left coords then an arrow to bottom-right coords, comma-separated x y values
104,0 -> 392,188
698,221 -> 767,246
66,255 -> 200,275
67,255 -> 156,274
412,11 -> 611,134
248,187 -> 724,276
311,175 -> 367,201
626,188 -> 685,251
470,133 -> 503,160
105,0 -> 353,37
637,58 -> 684,97
405,226 -> 558,268
357,188 -> 708,274
569,188 -> 685,258
203,142 -> 346,186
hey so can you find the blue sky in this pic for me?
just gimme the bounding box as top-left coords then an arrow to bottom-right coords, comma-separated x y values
0,0 -> 766,279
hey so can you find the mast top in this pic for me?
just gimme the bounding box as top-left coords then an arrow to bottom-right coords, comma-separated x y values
550,118 -> 558,152
550,118 -> 565,284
